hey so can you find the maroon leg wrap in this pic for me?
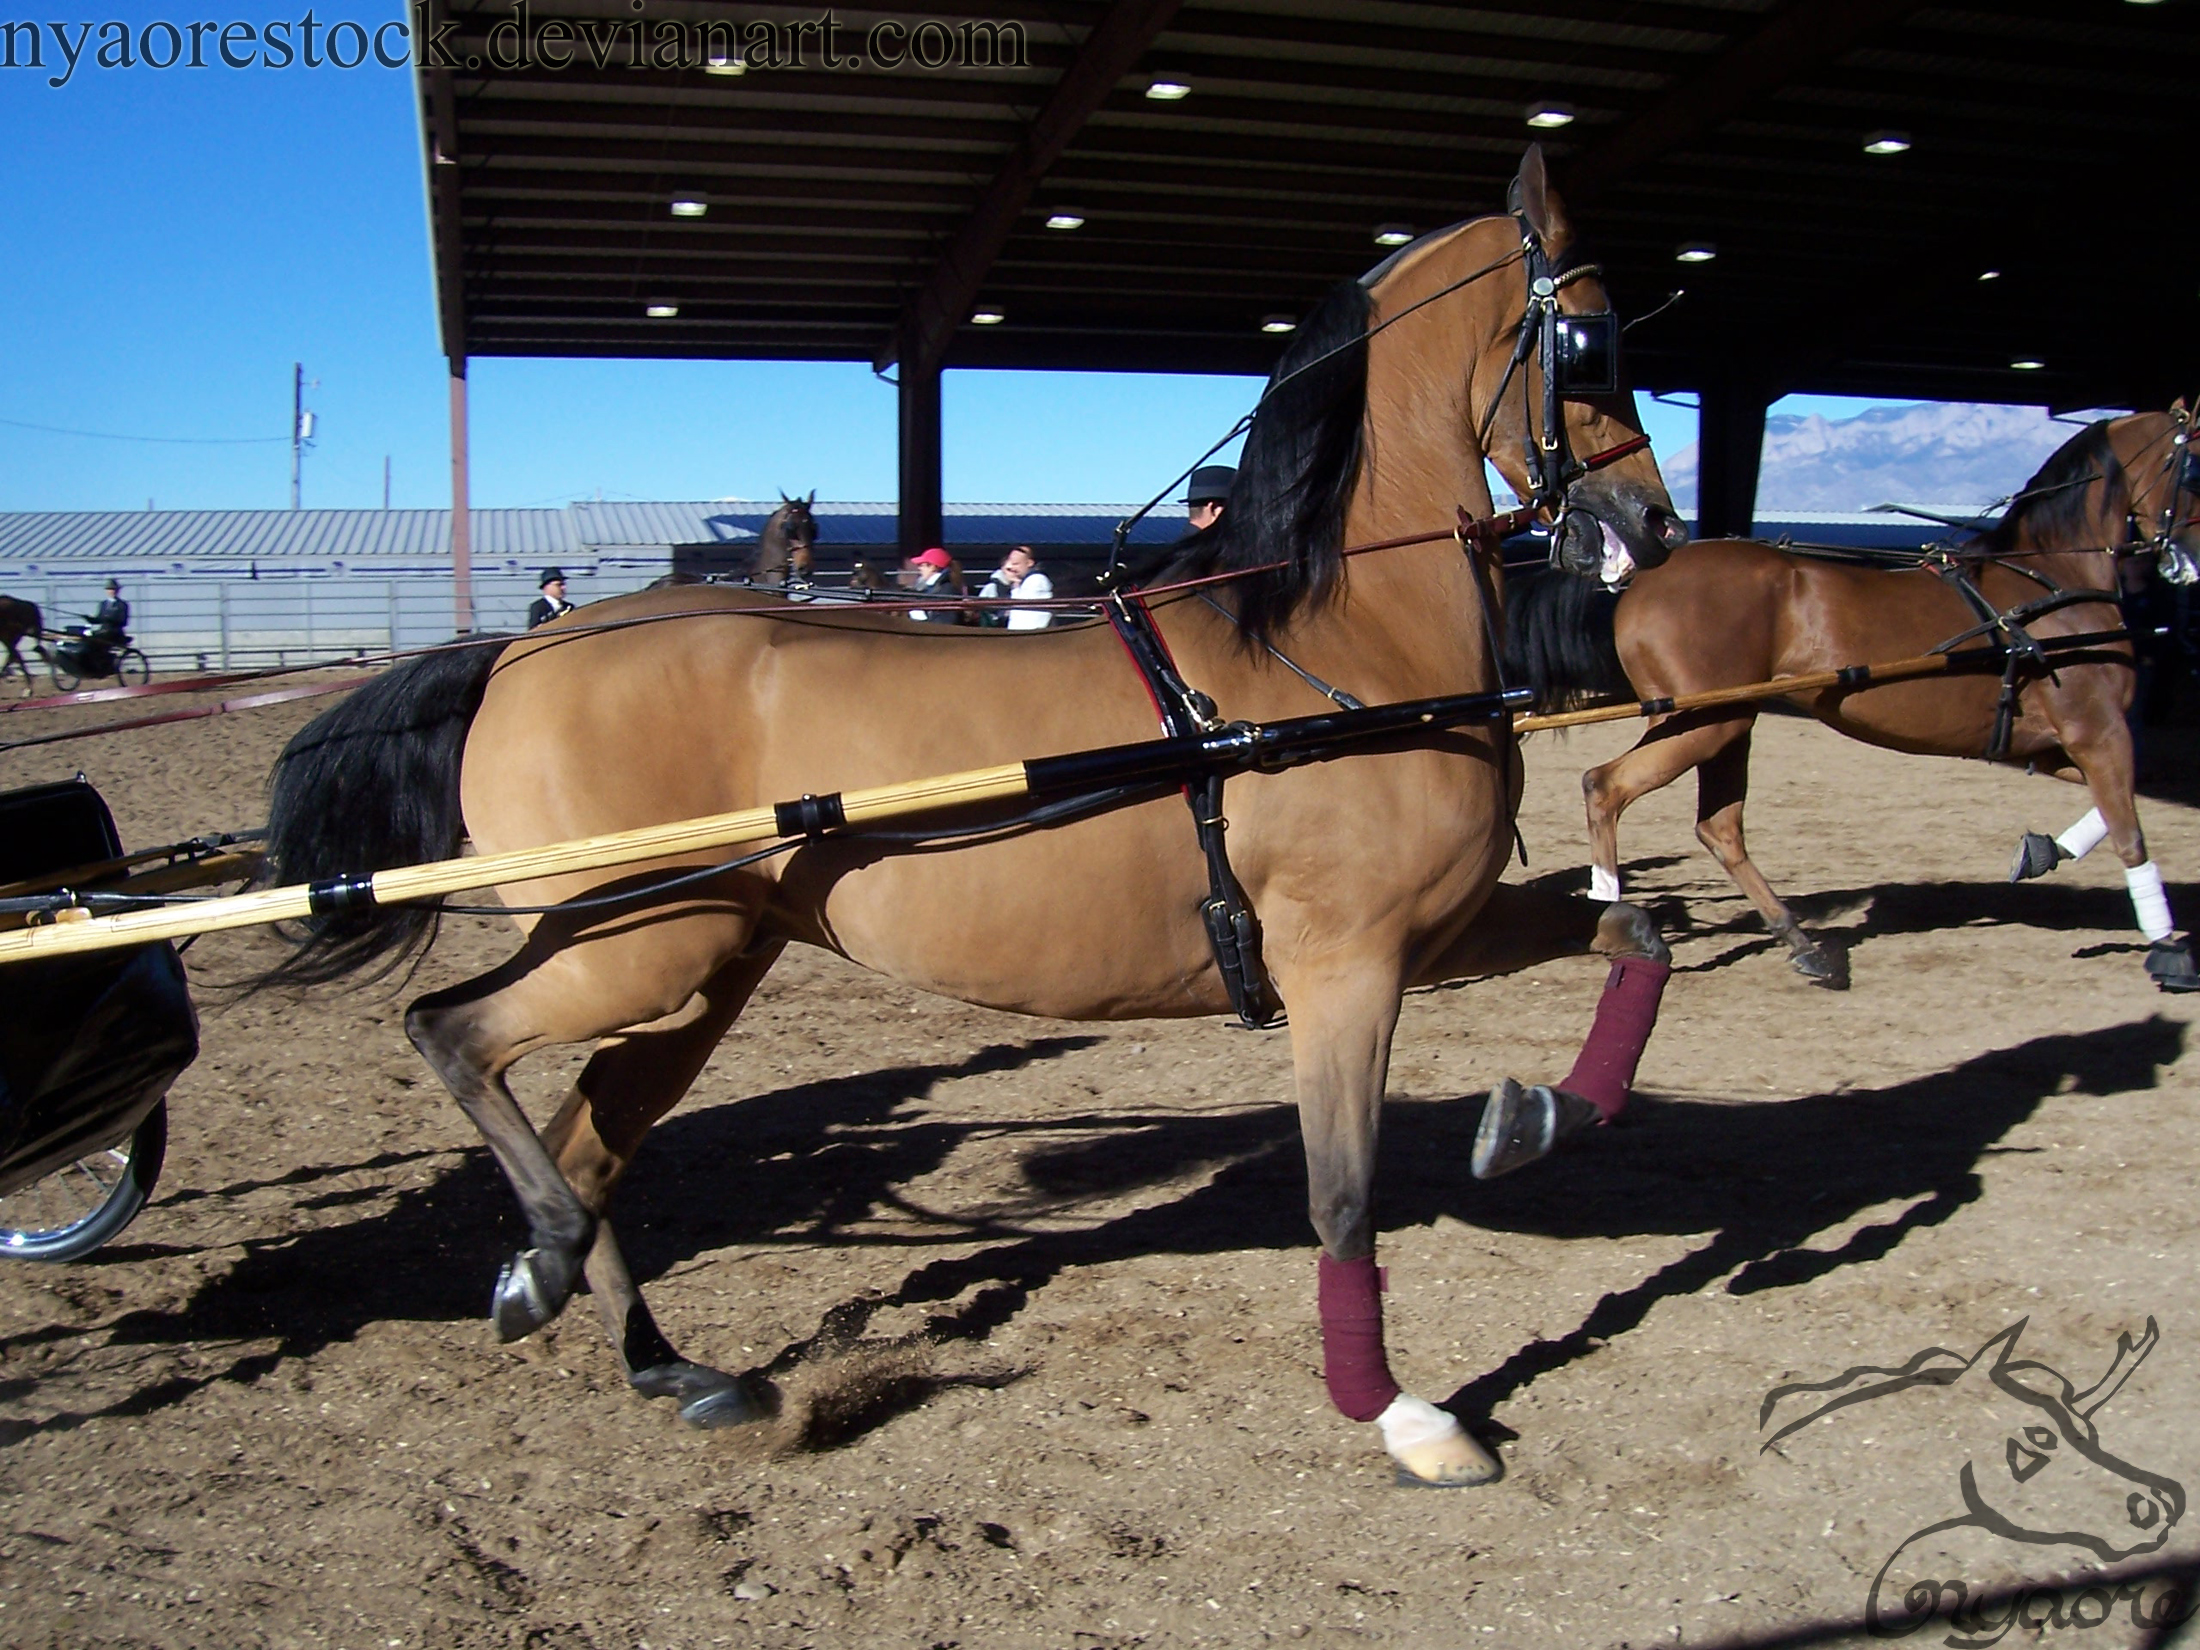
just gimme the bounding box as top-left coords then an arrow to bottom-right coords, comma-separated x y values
1317,1252 -> 1402,1422
1561,955 -> 1671,1120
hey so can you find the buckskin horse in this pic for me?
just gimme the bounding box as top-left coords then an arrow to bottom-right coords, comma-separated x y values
1507,407 -> 2200,991
254,148 -> 1686,1487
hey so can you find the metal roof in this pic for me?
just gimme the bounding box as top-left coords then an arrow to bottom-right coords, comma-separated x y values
421,0 -> 2198,409
0,501 -> 1183,567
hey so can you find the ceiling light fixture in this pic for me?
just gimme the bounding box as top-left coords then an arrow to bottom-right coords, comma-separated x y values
971,308 -> 1006,325
704,54 -> 745,75
1373,223 -> 1414,247
1979,269 -> 2002,281
1862,130 -> 1912,155
1260,314 -> 1296,334
1525,100 -> 1575,129
1675,242 -> 1717,264
646,304 -> 679,318
1145,77 -> 1191,101
669,199 -> 708,218
1045,211 -> 1086,231
2010,357 -> 2046,371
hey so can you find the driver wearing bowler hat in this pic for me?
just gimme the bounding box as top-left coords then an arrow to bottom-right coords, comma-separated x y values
1106,464 -> 1237,590
1183,465 -> 1235,534
527,568 -> 576,630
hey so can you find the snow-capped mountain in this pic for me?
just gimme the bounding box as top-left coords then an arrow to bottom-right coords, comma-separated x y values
1660,401 -> 2113,514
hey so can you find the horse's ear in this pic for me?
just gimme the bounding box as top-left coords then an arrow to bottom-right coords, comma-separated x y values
1513,143 -> 1574,258
806,489 -> 816,506
1956,1320 -> 2030,1389
780,490 -> 791,503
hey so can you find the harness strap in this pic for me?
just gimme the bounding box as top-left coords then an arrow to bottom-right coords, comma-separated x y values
1922,552 -> 2129,760
1101,594 -> 1282,1029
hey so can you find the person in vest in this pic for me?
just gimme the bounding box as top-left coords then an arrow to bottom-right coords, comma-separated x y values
528,568 -> 576,629
979,545 -> 1054,630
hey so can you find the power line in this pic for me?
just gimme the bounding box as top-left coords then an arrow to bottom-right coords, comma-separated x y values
0,413 -> 289,446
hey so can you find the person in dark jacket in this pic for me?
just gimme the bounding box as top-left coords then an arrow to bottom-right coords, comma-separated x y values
89,580 -> 129,646
527,569 -> 576,630
1106,464 -> 1237,590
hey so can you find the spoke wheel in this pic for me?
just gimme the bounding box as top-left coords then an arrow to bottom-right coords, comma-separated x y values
115,649 -> 150,687
49,660 -> 83,693
0,1102 -> 167,1262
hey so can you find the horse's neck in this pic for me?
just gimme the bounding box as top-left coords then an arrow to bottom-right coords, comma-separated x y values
2005,500 -> 2124,591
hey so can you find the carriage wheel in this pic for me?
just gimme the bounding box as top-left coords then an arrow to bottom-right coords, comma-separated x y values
0,1101 -> 167,1262
48,658 -> 83,693
115,648 -> 150,687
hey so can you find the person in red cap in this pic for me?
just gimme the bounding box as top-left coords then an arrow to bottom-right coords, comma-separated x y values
903,547 -> 963,625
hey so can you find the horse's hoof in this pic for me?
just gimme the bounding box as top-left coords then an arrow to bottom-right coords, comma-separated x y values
491,1248 -> 568,1342
2146,938 -> 2200,993
1788,939 -> 1850,991
1391,1431 -> 1502,1489
1473,1079 -> 1601,1180
678,1382 -> 766,1430
2010,831 -> 2070,883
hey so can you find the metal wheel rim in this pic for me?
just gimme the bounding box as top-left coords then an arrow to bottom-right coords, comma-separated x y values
0,1143 -> 136,1251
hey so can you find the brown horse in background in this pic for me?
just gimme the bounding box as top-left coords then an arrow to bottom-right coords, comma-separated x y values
1506,408 -> 2199,990
0,596 -> 50,695
749,491 -> 817,585
255,150 -> 1684,1486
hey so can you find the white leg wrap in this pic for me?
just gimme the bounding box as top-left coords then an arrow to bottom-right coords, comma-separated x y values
1375,1393 -> 1462,1456
1589,864 -> 1622,903
2126,861 -> 2175,943
2057,808 -> 2109,861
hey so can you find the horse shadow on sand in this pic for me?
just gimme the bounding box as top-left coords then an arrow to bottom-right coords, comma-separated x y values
1633,871 -> 2200,980
4,1009 -> 2181,1455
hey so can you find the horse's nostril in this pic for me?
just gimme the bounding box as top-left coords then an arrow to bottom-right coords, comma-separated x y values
1648,506 -> 1690,551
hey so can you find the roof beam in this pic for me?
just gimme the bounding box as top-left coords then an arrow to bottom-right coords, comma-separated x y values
1560,0 -> 1926,206
874,0 -> 1182,374
422,67 -> 470,358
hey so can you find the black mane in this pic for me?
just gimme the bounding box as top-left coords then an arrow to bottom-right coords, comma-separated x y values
1163,279 -> 1372,645
1979,419 -> 2125,554
1501,562 -> 1631,713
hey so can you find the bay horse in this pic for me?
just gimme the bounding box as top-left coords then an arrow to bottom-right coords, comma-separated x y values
748,491 -> 817,586
1506,408 -> 2200,991
0,595 -> 49,695
256,149 -> 1685,1487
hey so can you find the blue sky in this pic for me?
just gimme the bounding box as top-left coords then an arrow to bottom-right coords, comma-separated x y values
1,10 -> 1887,514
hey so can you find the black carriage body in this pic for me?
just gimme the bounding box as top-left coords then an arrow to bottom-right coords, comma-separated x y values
0,779 -> 197,1197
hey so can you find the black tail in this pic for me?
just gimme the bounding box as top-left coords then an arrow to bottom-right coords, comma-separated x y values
255,642 -> 502,988
1501,566 -> 1632,713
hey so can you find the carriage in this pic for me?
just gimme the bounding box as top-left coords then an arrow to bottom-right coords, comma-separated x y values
0,777 -> 199,1259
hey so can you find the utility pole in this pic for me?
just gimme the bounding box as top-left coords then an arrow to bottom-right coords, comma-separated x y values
291,363 -> 303,510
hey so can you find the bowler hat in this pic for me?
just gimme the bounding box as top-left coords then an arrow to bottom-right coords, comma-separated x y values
1183,466 -> 1236,506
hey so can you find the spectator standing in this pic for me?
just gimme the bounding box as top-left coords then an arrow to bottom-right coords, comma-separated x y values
905,548 -> 962,625
528,568 -> 576,629
980,545 -> 1054,631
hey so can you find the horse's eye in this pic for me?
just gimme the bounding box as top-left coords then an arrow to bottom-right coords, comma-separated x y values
2024,1426 -> 2058,1451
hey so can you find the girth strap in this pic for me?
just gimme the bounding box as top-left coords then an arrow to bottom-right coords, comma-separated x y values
1102,593 -> 1282,1029
1922,552 -> 2119,761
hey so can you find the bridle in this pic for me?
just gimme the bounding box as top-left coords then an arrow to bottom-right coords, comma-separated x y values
2141,403 -> 2200,585
1476,219 -> 1648,568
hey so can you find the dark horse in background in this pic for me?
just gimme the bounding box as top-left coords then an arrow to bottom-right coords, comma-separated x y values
252,148 -> 1685,1488
0,595 -> 51,695
1506,407 -> 2200,992
749,491 -> 817,586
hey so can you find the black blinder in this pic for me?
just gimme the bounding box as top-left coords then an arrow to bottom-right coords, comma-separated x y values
1553,310 -> 1620,396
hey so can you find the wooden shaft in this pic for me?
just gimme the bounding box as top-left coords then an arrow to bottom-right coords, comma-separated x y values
0,762 -> 1032,965
1512,649 -> 1957,734
0,852 -> 262,934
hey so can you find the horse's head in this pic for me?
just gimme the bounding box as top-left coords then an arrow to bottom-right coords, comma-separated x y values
1763,1319 -> 2184,1565
2112,405 -> 2200,584
1473,146 -> 1688,586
